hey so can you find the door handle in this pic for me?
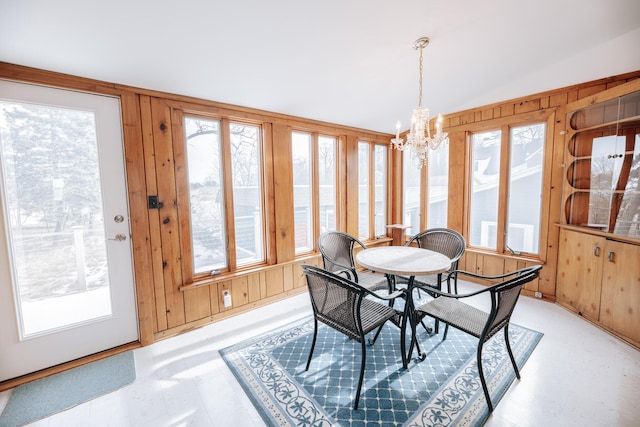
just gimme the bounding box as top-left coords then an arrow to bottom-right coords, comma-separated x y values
109,233 -> 127,241
607,251 -> 615,262
594,246 -> 600,257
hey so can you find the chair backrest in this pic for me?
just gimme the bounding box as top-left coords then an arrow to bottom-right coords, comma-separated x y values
406,228 -> 466,270
482,265 -> 542,342
301,264 -> 365,341
317,231 -> 366,281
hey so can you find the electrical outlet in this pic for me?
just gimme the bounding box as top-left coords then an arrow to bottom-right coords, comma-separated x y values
534,291 -> 542,299
223,290 -> 232,307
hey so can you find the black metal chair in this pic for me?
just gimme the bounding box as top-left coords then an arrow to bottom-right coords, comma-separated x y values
301,264 -> 404,410
317,231 -> 388,292
401,228 -> 466,294
412,265 -> 542,412
395,228 -> 466,334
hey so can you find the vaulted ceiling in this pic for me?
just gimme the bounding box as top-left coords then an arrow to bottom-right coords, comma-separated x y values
2,0 -> 639,134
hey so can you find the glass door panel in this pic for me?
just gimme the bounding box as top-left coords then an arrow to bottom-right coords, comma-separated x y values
0,101 -> 112,337
613,133 -> 640,238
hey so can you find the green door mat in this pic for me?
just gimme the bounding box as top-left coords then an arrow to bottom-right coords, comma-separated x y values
0,351 -> 136,427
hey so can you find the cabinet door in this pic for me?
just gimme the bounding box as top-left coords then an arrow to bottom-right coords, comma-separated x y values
599,240 -> 640,345
556,229 -> 604,320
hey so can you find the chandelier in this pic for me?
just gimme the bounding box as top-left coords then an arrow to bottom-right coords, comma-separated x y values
391,37 -> 448,168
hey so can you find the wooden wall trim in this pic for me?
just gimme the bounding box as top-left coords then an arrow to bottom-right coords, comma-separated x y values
263,122 -> 278,265
139,95 -> 166,334
272,123 -> 295,262
443,71 -> 640,130
178,253 -> 321,291
154,286 -> 309,341
120,92 -> 155,346
345,135 -> 359,235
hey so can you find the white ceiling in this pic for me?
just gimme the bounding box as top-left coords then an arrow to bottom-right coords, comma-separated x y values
1,0 -> 640,134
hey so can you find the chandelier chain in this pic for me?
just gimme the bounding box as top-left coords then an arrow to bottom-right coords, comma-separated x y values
418,45 -> 423,108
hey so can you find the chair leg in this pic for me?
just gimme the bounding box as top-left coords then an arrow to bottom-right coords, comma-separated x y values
305,318 -> 319,371
368,323 -> 384,345
385,273 -> 397,308
442,323 -> 449,341
420,319 -> 433,335
354,338 -> 367,409
477,343 -> 493,412
504,324 -> 521,379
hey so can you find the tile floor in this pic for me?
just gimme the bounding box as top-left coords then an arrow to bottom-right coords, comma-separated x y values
1,279 -> 639,426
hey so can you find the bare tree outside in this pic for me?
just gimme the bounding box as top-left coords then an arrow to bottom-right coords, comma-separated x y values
184,118 -> 264,272
0,101 -> 108,301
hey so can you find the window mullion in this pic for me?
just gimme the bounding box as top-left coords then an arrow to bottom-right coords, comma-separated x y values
311,133 -> 320,250
369,143 -> 376,239
496,124 -> 511,253
420,156 -> 428,230
221,118 -> 237,269
336,135 -> 347,231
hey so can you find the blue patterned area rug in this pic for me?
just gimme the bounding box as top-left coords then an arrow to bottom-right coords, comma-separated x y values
221,316 -> 542,427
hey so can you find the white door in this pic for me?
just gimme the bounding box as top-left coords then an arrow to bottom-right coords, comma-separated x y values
0,80 -> 139,381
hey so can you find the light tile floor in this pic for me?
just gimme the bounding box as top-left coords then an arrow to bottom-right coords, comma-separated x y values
1,279 -> 639,426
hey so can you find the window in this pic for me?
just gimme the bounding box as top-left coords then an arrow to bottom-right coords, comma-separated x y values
359,141 -> 388,240
292,132 -> 313,253
403,152 -> 422,235
374,145 -> 387,237
470,130 -> 501,249
318,136 -> 337,233
469,123 -> 545,254
230,123 -> 264,265
184,116 -> 265,275
184,117 -> 226,273
292,132 -> 337,254
358,142 -> 370,239
506,124 -> 545,254
402,144 -> 450,235
427,145 -> 449,229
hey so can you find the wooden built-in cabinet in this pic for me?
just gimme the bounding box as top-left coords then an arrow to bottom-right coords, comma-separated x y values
599,238 -> 640,345
557,228 -> 640,347
556,229 -> 604,321
557,78 -> 640,348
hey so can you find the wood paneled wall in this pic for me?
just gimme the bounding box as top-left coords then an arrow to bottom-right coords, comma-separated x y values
1,62 -> 639,348
437,70 -> 640,299
0,62 -> 392,347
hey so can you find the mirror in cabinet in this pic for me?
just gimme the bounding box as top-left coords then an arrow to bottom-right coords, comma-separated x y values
563,85 -> 640,239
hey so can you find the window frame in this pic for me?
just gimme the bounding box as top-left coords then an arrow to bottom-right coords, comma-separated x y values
291,131 -> 314,254
291,130 -> 340,255
358,139 -> 390,241
175,110 -> 268,282
402,142 -> 450,236
464,112 -> 554,260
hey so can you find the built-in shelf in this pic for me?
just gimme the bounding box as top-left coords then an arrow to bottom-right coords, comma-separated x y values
562,80 -> 640,240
